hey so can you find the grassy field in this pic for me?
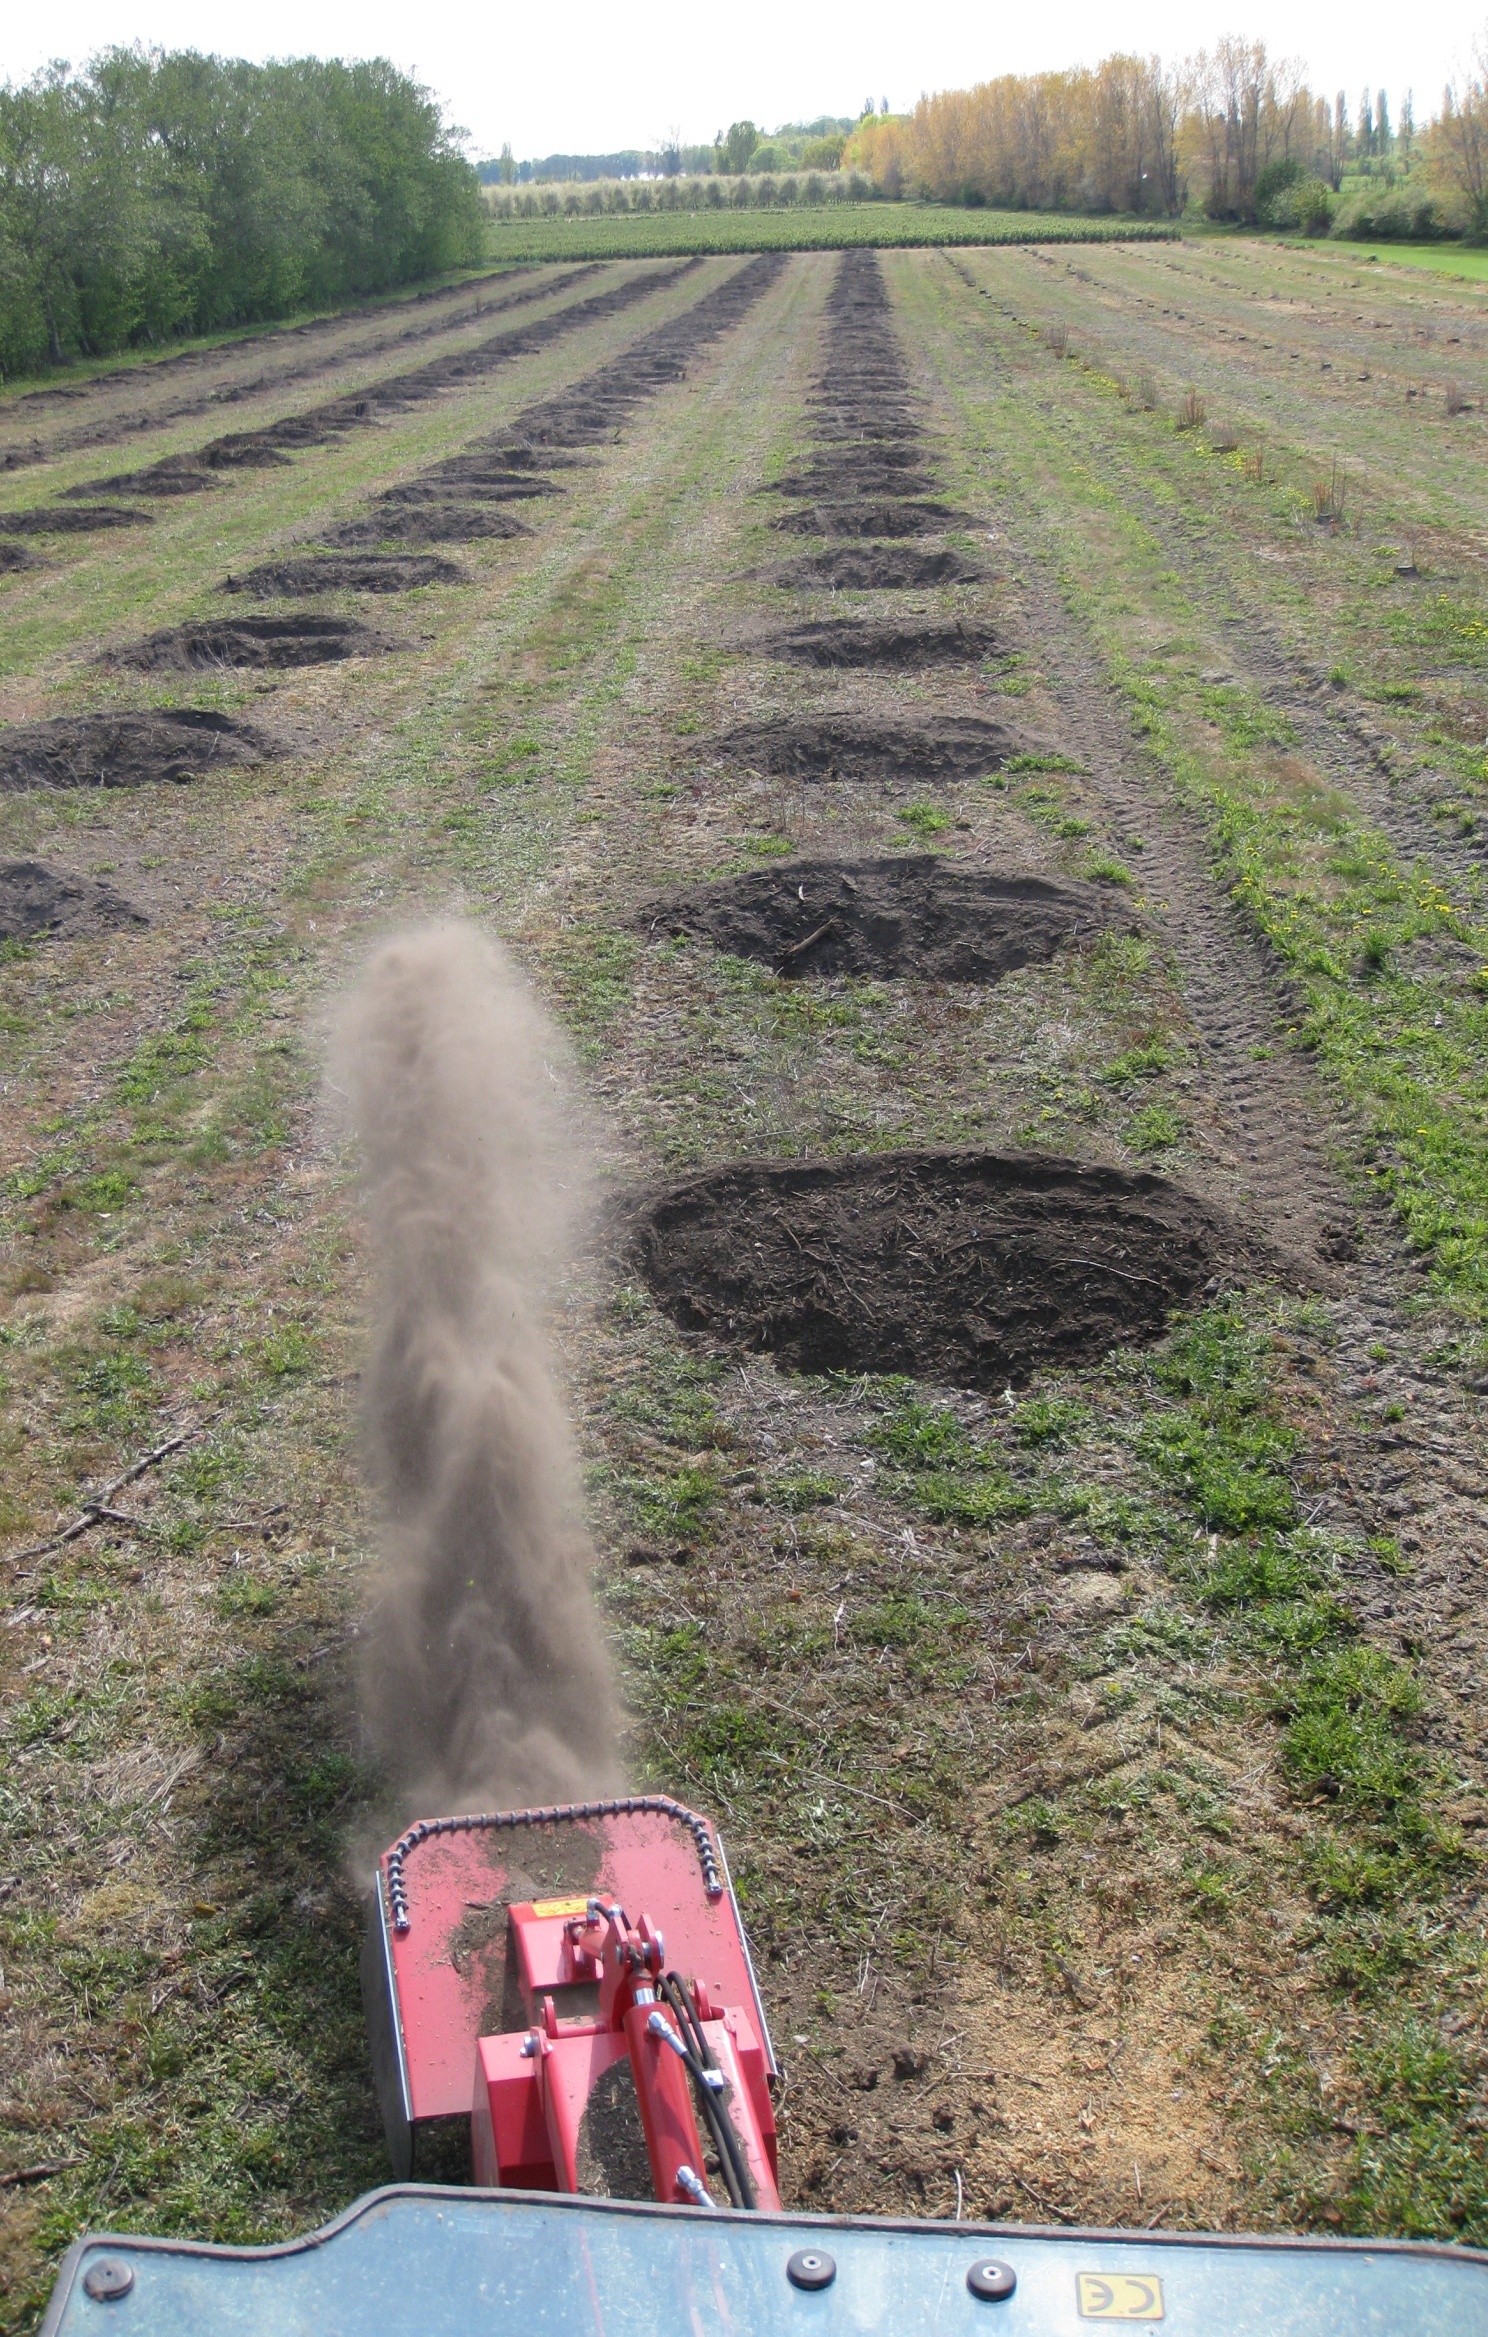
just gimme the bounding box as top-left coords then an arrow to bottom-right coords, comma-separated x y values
483,205 -> 1179,262
1,231 -> 1487,2326
1291,237 -> 1488,285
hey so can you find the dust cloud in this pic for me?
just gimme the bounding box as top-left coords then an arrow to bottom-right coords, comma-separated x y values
334,921 -> 622,1817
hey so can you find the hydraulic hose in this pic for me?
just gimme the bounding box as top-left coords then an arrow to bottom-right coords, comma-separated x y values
660,1970 -> 757,2210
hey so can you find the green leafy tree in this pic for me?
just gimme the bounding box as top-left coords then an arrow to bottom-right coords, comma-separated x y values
0,46 -> 484,381
719,120 -> 757,174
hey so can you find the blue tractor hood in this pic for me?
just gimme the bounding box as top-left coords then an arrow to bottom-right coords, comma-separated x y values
40,2183 -> 1488,2337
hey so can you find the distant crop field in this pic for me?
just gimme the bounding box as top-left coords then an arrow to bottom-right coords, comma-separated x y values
484,204 -> 1179,261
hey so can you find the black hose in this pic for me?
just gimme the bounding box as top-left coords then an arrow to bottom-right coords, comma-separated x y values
661,1971 -> 758,2210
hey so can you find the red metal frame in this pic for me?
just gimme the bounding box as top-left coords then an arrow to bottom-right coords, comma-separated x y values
373,1802 -> 779,2211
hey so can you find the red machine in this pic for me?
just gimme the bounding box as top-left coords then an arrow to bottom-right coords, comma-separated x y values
362,1796 -> 780,2211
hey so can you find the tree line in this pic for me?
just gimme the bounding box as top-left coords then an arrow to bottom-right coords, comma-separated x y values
480,118 -> 861,187
844,39 -> 1488,236
0,50 -> 487,382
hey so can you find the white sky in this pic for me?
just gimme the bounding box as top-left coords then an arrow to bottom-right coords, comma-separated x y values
2,0 -> 1473,163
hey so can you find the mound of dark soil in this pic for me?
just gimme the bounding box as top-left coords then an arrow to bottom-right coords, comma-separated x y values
0,505 -> 152,534
768,467 -> 938,502
420,454 -> 568,484
811,418 -> 925,442
758,618 -> 1004,669
222,555 -> 464,596
113,613 -> 393,671
0,710 -> 272,791
632,1150 -> 1253,1389
809,442 -> 925,469
772,502 -> 965,539
0,542 -> 37,573
0,859 -> 148,941
64,462 -> 218,499
771,547 -> 983,591
710,714 -> 1030,781
380,476 -> 561,505
199,441 -> 294,471
329,505 -> 533,546
461,445 -> 594,471
646,858 -> 1128,982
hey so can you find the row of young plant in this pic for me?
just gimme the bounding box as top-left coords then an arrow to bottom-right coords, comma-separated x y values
485,170 -> 881,218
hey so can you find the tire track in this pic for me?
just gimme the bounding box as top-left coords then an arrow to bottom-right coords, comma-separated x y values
918,256 -> 1488,1789
954,260 -> 1485,888
780,254 -> 1357,1271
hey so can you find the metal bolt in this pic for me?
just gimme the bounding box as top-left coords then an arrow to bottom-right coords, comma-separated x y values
967,2260 -> 1017,2302
787,2248 -> 837,2291
82,2261 -> 135,2302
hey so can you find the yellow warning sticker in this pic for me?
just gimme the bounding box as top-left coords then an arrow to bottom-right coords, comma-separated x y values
529,1896 -> 591,1920
1076,2273 -> 1165,2321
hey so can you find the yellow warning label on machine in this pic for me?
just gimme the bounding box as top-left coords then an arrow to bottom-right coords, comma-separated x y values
529,1896 -> 591,1919
1076,2273 -> 1165,2321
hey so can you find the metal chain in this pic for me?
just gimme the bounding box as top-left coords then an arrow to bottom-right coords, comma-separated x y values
384,1795 -> 723,1931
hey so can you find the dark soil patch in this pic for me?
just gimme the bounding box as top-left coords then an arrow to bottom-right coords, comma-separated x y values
456,445 -> 595,472
0,542 -> 38,573
418,454 -> 573,485
199,443 -> 295,471
0,505 -> 152,534
574,2060 -> 654,2200
772,502 -> 966,539
222,555 -> 463,596
0,710 -> 273,791
810,442 -> 925,469
328,504 -> 533,547
767,466 -> 938,501
757,618 -> 1004,669
113,614 -> 393,671
810,418 -> 925,442
63,462 -> 219,498
379,477 -> 560,505
770,547 -> 984,591
0,860 -> 148,942
709,715 -> 1032,781
645,857 -> 1130,981
632,1150 -> 1258,1390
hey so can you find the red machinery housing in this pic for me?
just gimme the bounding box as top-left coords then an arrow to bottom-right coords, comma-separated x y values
362,1797 -> 779,2212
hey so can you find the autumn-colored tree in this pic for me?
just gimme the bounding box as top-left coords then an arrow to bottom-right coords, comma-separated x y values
1427,32 -> 1488,236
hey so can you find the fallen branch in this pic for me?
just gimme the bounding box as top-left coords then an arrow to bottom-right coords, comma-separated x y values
775,918 -> 840,972
0,2160 -> 83,2188
7,1424 -> 204,1567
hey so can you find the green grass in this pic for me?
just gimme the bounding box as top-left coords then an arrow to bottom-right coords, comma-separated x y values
1292,238 -> 1488,286
486,206 -> 1179,264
